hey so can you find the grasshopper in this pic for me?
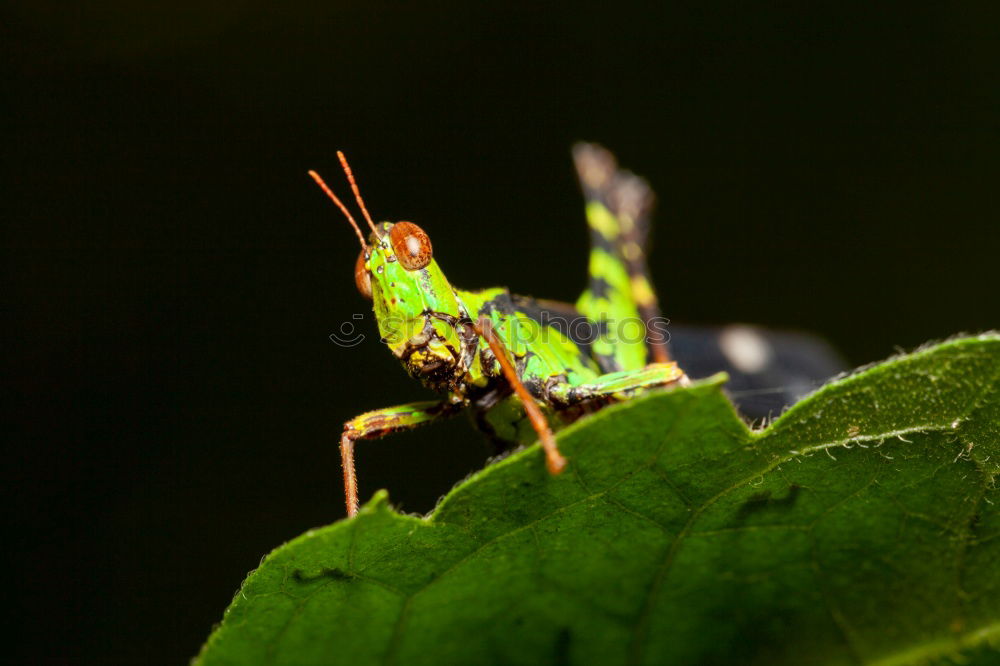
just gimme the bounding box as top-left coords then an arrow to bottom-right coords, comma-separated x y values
310,144 -> 688,517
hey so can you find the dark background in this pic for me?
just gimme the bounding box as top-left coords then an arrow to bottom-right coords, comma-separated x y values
5,2 -> 998,663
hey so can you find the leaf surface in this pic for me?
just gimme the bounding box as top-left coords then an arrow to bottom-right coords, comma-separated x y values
197,335 -> 1000,665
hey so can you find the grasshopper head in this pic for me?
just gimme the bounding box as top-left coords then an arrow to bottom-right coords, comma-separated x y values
310,156 -> 474,391
361,221 -> 467,364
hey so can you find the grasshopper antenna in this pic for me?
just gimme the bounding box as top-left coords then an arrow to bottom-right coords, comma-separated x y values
337,151 -> 378,235
308,170 -> 369,253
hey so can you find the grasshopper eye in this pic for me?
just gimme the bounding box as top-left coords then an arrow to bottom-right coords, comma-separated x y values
354,250 -> 372,300
389,221 -> 432,271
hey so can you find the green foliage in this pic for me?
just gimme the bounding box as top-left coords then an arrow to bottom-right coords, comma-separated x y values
197,335 -> 1000,665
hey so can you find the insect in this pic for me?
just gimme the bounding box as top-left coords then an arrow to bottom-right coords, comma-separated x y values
309,145 -> 837,517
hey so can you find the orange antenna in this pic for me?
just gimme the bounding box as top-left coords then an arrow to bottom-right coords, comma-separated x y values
308,170 -> 369,252
337,151 -> 378,234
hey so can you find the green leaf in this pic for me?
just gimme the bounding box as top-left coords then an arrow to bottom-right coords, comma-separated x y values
196,335 -> 1000,666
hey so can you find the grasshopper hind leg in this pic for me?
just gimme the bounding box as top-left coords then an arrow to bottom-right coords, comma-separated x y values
572,143 -> 674,373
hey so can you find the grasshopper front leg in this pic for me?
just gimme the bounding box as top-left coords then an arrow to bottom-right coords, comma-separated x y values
475,316 -> 568,476
340,400 -> 459,517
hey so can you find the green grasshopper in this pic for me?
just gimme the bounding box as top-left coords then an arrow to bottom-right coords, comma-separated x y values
310,144 -> 688,517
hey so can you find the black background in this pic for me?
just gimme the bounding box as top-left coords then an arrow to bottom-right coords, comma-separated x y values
6,2 -> 999,663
